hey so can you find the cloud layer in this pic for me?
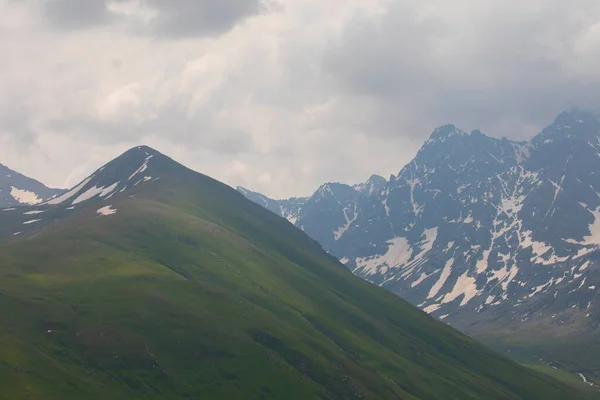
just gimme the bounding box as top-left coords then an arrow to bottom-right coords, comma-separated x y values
1,0 -> 600,197
43,0 -> 264,36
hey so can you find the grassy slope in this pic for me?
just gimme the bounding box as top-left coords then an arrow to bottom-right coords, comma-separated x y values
0,166 -> 588,399
482,333 -> 600,396
525,364 -> 600,397
469,307 -> 600,395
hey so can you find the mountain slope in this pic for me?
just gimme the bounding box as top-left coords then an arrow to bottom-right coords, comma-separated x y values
0,162 -> 64,207
239,111 -> 600,339
0,146 -> 585,399
236,186 -> 308,224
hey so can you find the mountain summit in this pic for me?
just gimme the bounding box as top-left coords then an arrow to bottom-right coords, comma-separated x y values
0,145 -> 170,238
0,145 -> 584,399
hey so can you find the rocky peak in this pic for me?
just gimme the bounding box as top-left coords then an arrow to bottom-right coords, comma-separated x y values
426,124 -> 468,142
534,110 -> 600,145
313,182 -> 358,202
353,174 -> 387,196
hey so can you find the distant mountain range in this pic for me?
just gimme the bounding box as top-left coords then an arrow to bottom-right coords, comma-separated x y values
239,110 -> 600,343
0,162 -> 64,208
1,145 -> 582,399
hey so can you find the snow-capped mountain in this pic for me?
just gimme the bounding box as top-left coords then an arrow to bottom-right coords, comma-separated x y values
240,174 -> 389,252
0,146 -> 165,238
0,163 -> 64,208
240,110 -> 600,335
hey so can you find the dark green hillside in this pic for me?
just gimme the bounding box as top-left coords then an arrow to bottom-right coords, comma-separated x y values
0,147 -> 587,399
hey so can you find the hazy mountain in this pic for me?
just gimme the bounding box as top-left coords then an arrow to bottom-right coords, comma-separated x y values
0,162 -> 64,208
240,111 -> 600,340
236,186 -> 308,224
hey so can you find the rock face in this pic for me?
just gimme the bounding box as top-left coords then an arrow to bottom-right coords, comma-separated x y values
240,110 -> 600,334
0,163 -> 64,207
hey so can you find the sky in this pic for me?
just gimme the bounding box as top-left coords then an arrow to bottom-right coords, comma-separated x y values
1,0 -> 600,199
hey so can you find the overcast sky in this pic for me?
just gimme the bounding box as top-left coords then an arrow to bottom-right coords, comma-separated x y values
1,0 -> 600,198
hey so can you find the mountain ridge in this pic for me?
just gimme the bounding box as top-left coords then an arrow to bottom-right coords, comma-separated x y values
0,144 -> 586,399
238,110 -> 600,345
0,161 -> 64,208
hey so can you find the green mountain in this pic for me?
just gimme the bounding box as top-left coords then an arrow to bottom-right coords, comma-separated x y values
0,146 -> 587,399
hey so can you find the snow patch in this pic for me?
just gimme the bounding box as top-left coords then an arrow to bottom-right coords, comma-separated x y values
382,199 -> 390,216
423,304 -> 441,313
46,177 -> 93,205
442,272 -> 479,307
406,178 -> 423,215
578,373 -> 595,387
584,207 -> 600,247
23,210 -> 46,215
129,155 -> 154,180
476,248 -> 491,274
72,181 -> 121,205
354,237 -> 413,275
334,205 -> 358,241
97,205 -> 117,216
420,227 -> 438,253
574,247 -> 595,260
72,186 -> 105,205
428,258 -> 454,299
411,272 -> 434,288
10,187 -> 42,205
100,181 -> 120,197
490,265 -> 519,292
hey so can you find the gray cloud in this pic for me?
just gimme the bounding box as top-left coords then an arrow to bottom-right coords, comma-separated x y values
324,0 -> 600,141
0,103 -> 37,148
44,0 -> 110,28
45,96 -> 257,155
147,0 -> 262,38
2,0 -> 600,198
41,0 -> 263,37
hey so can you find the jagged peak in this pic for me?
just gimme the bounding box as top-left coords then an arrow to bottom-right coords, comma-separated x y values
553,110 -> 578,127
427,124 -> 469,142
535,109 -> 600,142
313,182 -> 356,199
366,174 -> 386,183
316,181 -> 344,192
552,109 -> 598,126
353,174 -> 387,195
470,129 -> 487,137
